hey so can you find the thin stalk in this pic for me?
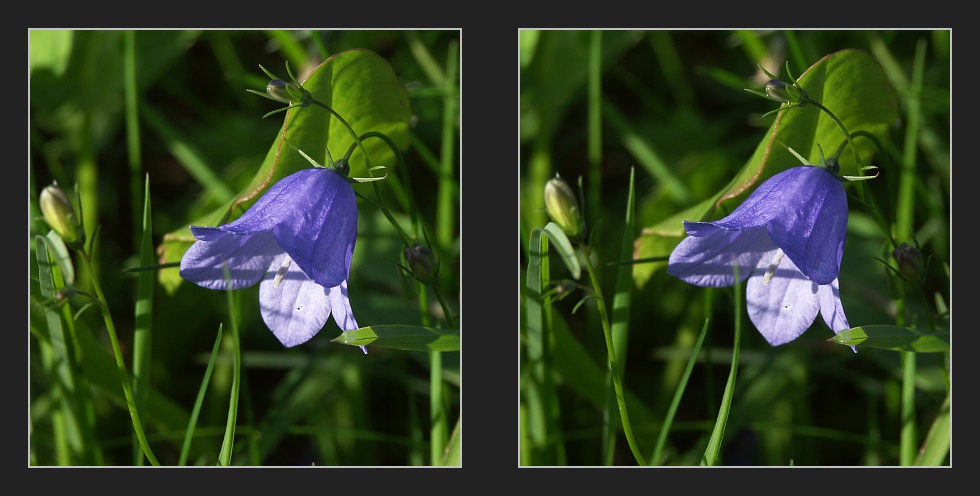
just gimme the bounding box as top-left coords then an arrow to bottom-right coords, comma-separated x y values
78,249 -> 160,466
580,245 -> 646,465
806,99 -> 861,168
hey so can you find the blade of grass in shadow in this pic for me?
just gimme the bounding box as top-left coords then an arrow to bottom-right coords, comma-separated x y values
217,269 -> 242,466
429,348 -> 446,465
436,38 -> 459,251
33,236 -> 98,464
140,102 -> 235,203
521,227 -> 565,465
603,167 -> 635,464
650,317 -> 709,465
178,324 -> 223,466
582,237 -> 646,465
895,38 -> 928,466
438,417 -> 461,466
701,266 -> 741,466
914,390 -> 950,465
132,175 -> 154,465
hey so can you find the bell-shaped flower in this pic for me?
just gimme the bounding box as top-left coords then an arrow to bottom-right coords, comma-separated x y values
667,165 -> 852,347
180,167 -> 363,350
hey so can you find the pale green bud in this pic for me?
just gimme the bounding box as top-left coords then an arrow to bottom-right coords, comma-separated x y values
39,182 -> 82,245
544,175 -> 585,239
765,79 -> 806,106
266,79 -> 312,106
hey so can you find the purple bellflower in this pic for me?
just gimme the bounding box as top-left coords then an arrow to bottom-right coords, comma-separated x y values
180,167 -> 364,350
667,165 -> 852,347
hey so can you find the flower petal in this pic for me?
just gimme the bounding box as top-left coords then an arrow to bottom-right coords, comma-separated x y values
180,229 -> 281,290
745,252 -> 820,346
817,278 -> 850,333
243,168 -> 357,289
818,279 -> 856,352
259,259 -> 330,347
327,280 -> 367,354
327,280 -> 359,331
761,166 -> 847,285
667,224 -> 772,287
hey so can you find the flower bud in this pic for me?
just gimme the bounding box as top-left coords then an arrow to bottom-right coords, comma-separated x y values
404,242 -> 439,285
765,79 -> 806,106
266,79 -> 311,106
544,175 -> 585,239
892,242 -> 926,285
39,182 -> 82,245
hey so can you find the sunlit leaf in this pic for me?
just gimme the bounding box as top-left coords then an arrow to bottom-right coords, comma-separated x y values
157,49 -> 412,293
634,49 -> 899,287
333,325 -> 459,352
829,325 -> 949,353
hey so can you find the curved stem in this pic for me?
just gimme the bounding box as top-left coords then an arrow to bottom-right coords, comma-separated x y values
807,99 -> 861,168
309,100 -> 374,173
431,285 -> 457,327
580,244 -> 646,465
79,250 -> 160,466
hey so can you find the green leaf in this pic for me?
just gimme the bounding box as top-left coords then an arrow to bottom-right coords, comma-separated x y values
332,325 -> 459,352
633,49 -> 899,287
543,222 -> 580,280
828,325 -> 949,353
158,48 -> 413,294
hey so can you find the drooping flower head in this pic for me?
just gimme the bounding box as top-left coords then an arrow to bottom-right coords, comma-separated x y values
668,164 -> 852,347
180,166 -> 362,350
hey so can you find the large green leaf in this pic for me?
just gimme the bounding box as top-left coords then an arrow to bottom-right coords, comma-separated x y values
633,49 -> 899,287
158,48 -> 412,293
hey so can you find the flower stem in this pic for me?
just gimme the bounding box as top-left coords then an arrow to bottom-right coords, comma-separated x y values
78,249 -> 160,466
309,99 -> 375,173
432,285 -> 457,327
805,99 -> 861,168
579,244 -> 646,465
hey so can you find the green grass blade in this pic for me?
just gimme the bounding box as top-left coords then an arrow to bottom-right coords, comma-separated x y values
132,175 -> 154,464
701,267 -> 741,466
139,102 -> 235,202
521,227 -> 564,465
178,324 -> 223,466
437,417 -> 461,466
914,391 -> 950,466
603,167 -> 636,463
217,273 -> 242,466
651,318 -> 709,465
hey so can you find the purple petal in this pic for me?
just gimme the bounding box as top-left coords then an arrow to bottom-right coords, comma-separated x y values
745,252 -> 820,346
179,229 -> 281,290
327,280 -> 359,331
818,279 -> 856,353
327,280 -> 367,354
220,168 -> 357,289
761,166 -> 847,285
818,278 -> 850,333
667,225 -> 773,287
259,258 -> 331,347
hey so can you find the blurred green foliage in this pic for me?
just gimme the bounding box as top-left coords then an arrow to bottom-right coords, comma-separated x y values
30,29 -> 460,466
520,30 -> 949,465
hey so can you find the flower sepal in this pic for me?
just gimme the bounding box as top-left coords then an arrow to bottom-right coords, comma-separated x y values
246,63 -> 315,118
